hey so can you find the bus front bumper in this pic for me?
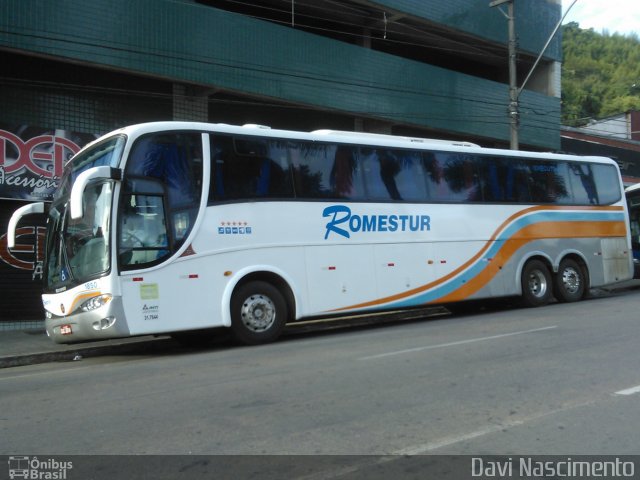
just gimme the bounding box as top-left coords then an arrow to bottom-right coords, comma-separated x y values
45,296 -> 130,344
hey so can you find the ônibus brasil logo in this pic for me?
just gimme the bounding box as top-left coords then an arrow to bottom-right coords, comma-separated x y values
323,205 -> 431,240
7,456 -> 73,479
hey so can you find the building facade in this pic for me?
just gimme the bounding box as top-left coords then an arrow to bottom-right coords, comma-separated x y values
0,0 -> 562,324
575,111 -> 640,143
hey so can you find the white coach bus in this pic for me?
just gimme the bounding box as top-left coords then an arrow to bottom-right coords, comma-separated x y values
8,122 -> 633,345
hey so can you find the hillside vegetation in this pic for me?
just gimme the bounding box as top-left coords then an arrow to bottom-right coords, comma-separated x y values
562,22 -> 640,126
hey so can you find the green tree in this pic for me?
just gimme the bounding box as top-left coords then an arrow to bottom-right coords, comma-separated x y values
562,22 -> 640,126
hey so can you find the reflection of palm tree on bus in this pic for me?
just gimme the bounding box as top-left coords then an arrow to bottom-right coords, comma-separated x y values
442,155 -> 571,203
443,154 -> 483,201
569,163 -> 598,204
330,146 -> 356,198
377,150 -> 402,200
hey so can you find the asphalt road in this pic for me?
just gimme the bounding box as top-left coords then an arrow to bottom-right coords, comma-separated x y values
2,289 -> 640,476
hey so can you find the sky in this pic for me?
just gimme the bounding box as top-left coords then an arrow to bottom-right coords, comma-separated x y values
561,0 -> 640,36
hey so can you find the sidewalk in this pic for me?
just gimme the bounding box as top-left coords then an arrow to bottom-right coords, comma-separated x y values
0,329 -> 174,368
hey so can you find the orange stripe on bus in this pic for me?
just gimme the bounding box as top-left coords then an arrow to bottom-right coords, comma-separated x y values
435,220 -> 627,303
330,216 -> 626,312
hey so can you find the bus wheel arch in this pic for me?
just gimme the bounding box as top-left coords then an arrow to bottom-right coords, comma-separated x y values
229,272 -> 295,345
553,255 -> 588,303
520,257 -> 553,307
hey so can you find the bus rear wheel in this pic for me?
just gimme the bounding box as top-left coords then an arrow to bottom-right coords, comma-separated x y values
521,259 -> 552,307
230,281 -> 287,345
553,259 -> 586,303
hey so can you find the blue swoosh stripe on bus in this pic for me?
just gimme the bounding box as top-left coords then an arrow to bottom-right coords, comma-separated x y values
498,210 -> 624,241
384,210 -> 626,308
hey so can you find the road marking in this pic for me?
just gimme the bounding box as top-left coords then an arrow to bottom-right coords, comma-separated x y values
359,325 -> 558,360
393,422 -> 523,455
393,398 -> 596,455
615,385 -> 640,396
299,399 -> 595,478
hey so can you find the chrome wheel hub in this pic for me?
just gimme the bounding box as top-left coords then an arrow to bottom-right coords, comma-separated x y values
561,267 -> 581,294
528,269 -> 548,298
240,294 -> 276,332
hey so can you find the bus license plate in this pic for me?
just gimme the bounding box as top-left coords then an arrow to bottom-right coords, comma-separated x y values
60,325 -> 73,335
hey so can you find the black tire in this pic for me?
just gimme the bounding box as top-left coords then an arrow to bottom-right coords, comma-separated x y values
230,281 -> 287,345
521,259 -> 553,307
553,258 -> 586,303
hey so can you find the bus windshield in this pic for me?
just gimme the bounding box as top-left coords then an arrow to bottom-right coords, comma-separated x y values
44,136 -> 125,292
54,135 -> 126,201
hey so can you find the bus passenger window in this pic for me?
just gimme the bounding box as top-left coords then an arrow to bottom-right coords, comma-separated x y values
440,153 -> 481,202
390,151 -> 428,202
529,162 -> 570,203
289,142 -> 337,198
477,158 -> 526,202
592,164 -> 621,205
330,146 -> 359,199
568,163 -> 597,204
209,135 -> 293,200
121,132 -> 202,266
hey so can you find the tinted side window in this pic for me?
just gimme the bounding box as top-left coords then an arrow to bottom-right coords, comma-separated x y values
438,152 -> 481,202
288,142 -> 334,198
289,141 -> 335,198
121,132 -> 203,268
360,148 -> 392,200
422,152 -> 445,201
360,149 -> 428,201
477,157 -> 532,203
567,162 -> 598,204
330,145 -> 365,200
209,135 -> 293,201
208,135 -> 622,207
391,151 -> 430,201
592,164 -> 621,204
287,142 -> 365,200
528,161 -> 570,203
127,133 -> 203,213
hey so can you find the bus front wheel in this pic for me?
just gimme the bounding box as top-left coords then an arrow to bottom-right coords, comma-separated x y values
521,260 -> 552,307
553,258 -> 586,303
230,281 -> 287,345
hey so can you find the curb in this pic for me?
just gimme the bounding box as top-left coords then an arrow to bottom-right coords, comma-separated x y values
1,309 -> 448,368
0,336 -> 176,369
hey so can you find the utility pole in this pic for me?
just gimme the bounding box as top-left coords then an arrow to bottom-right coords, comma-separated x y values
506,0 -> 519,150
490,0 -> 578,150
490,0 -> 519,149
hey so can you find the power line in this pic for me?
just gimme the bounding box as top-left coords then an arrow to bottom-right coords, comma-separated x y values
0,1 -> 563,141
0,28 -> 513,108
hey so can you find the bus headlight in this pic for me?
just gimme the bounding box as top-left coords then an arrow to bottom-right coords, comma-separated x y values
81,294 -> 113,312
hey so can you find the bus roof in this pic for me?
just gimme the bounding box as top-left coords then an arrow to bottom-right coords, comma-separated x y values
98,121 -> 618,166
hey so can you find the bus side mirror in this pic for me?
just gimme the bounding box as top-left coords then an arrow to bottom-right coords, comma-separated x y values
70,167 -> 122,220
8,202 -> 45,249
